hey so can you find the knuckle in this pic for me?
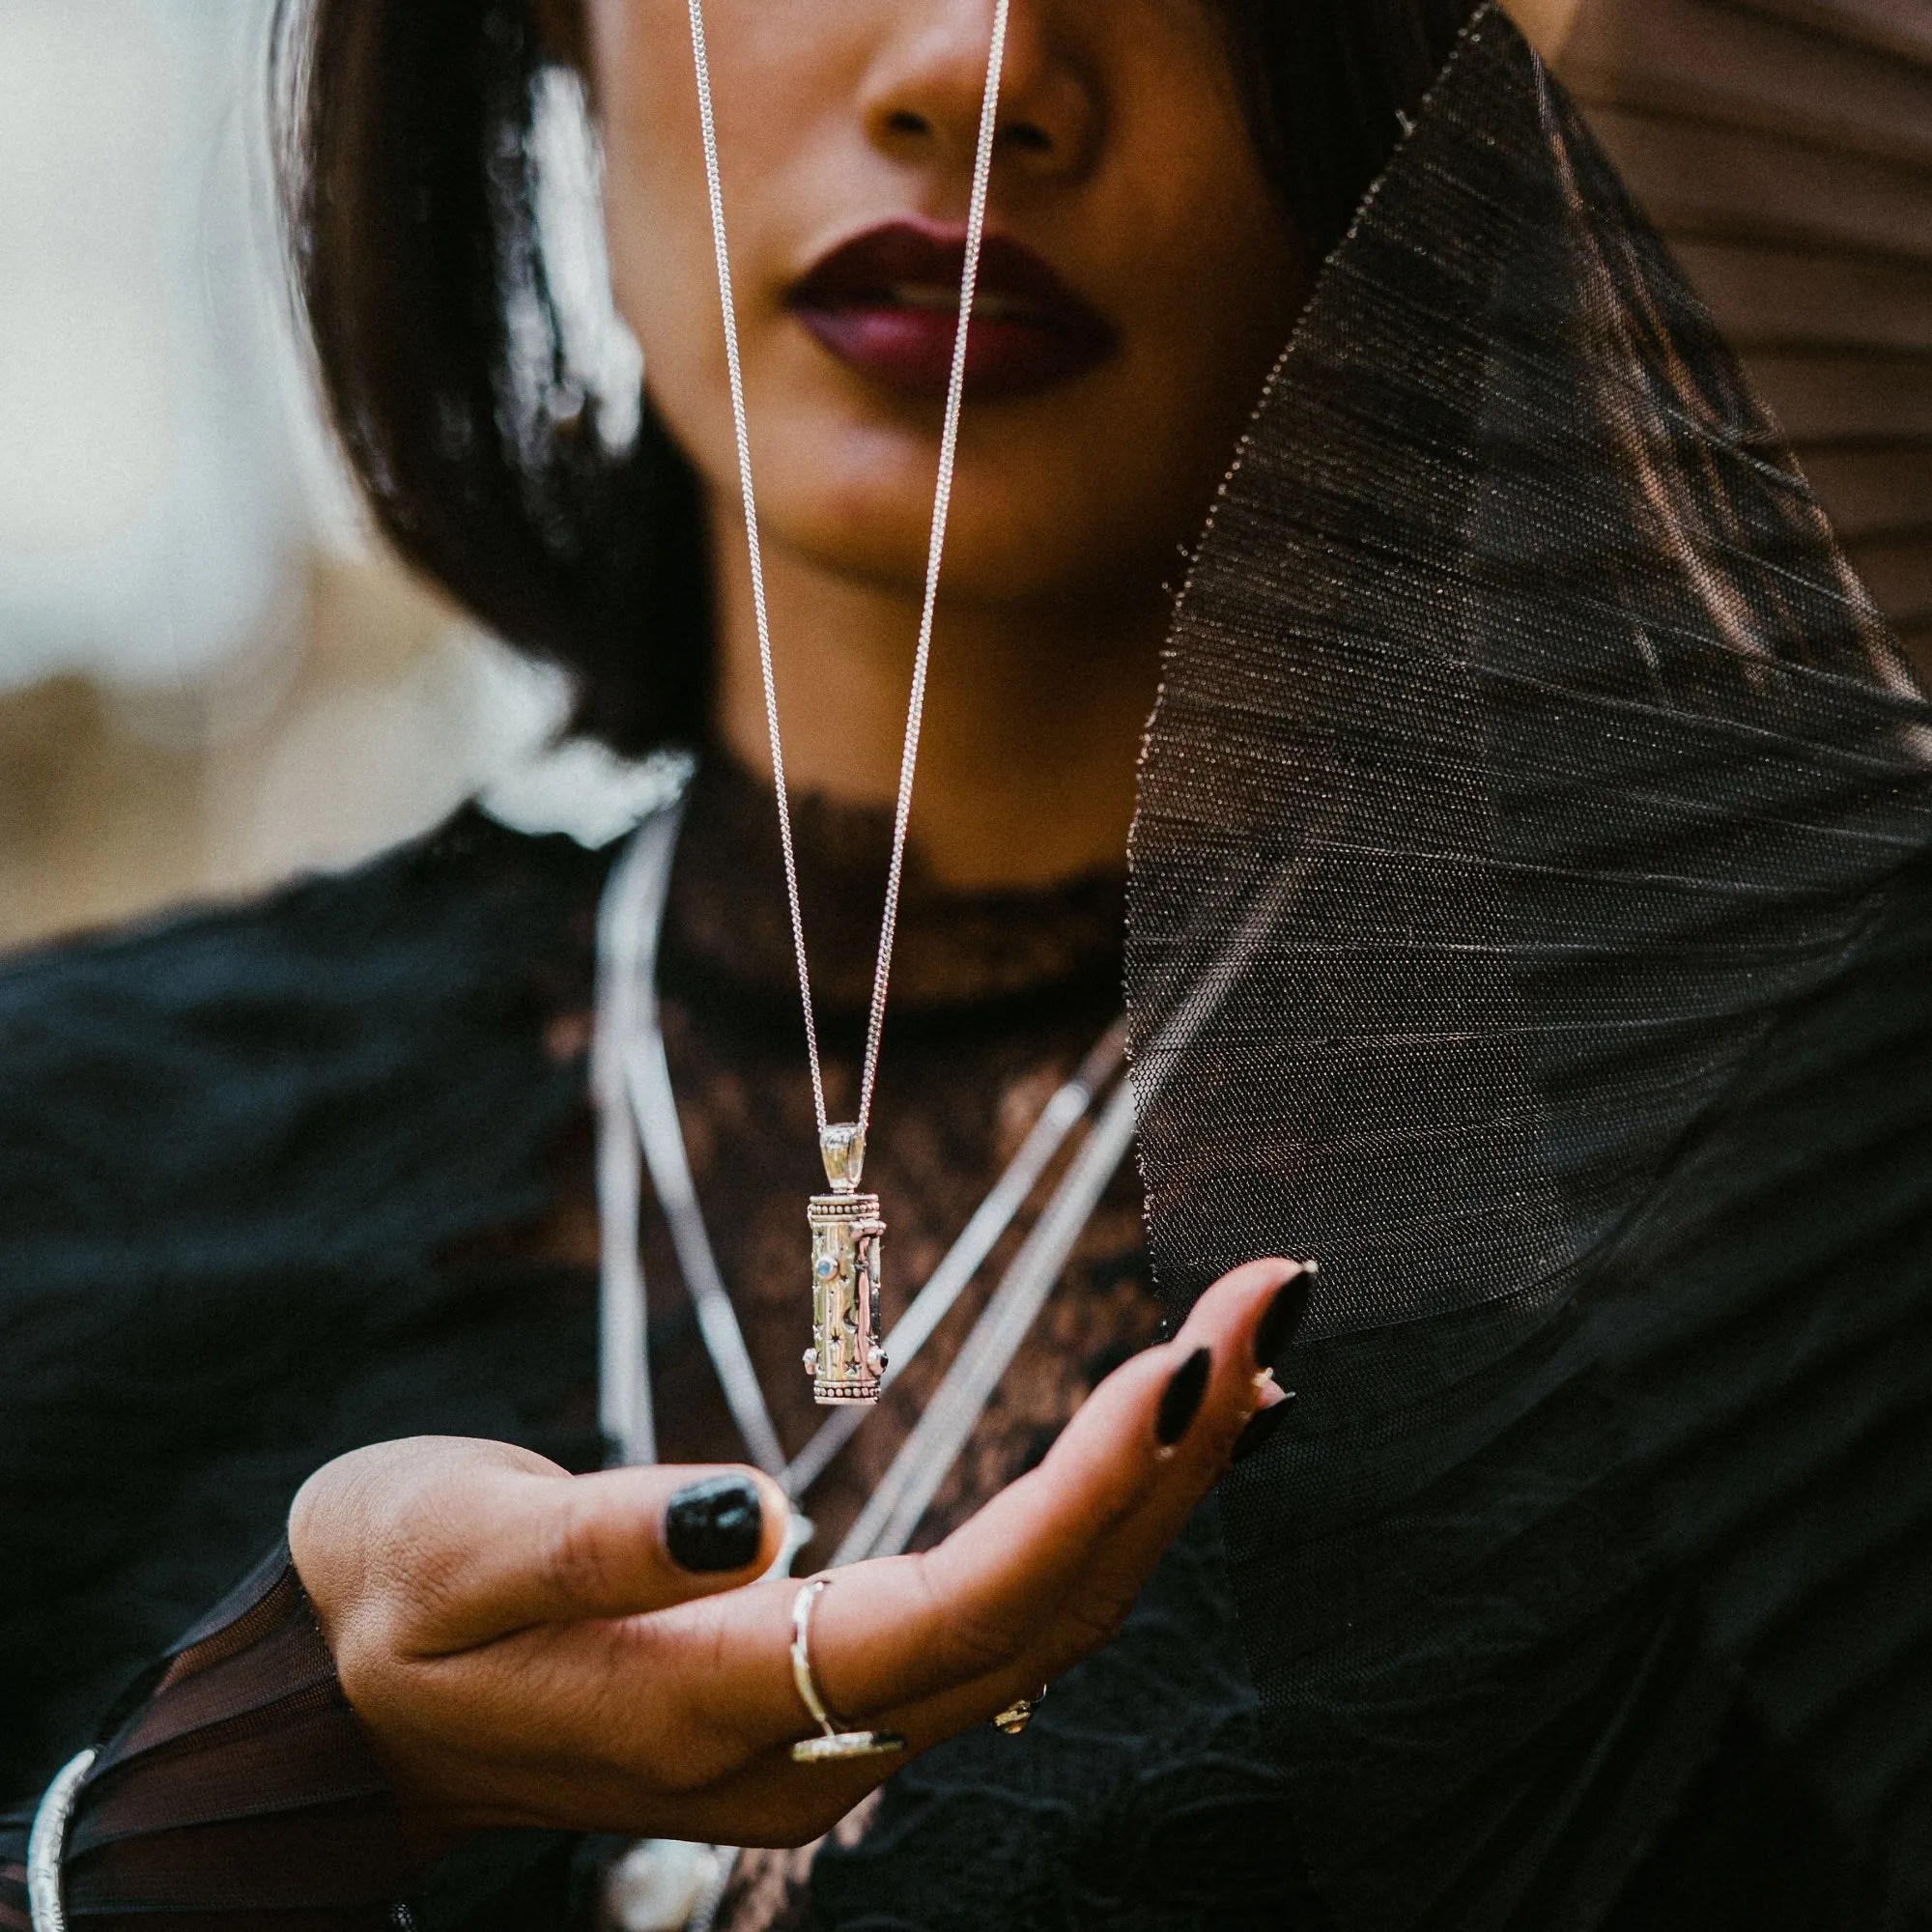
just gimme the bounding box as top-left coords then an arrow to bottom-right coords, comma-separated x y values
539,1491 -> 623,1610
325,1618 -> 386,1705
640,1605 -> 761,1788
372,1492 -> 473,1648
913,1558 -> 1021,1679
1059,1589 -> 1134,1658
327,1603 -> 440,1739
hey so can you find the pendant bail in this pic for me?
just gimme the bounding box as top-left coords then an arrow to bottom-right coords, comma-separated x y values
820,1122 -> 866,1194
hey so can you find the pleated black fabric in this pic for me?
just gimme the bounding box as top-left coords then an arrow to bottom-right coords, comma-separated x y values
62,1548 -> 412,1930
1126,10 -> 1932,1928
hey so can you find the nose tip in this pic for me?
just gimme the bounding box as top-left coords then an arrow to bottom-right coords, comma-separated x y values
863,7 -> 1096,185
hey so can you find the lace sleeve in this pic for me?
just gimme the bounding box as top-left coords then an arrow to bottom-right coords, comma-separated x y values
6,1547 -> 413,1932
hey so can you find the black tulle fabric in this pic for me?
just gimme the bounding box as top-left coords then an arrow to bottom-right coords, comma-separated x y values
1127,10 -> 1932,1929
0,814 -> 614,1932
809,1502 -> 1326,1932
62,1548 -> 411,1928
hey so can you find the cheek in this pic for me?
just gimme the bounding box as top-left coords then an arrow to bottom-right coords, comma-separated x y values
1104,15 -> 1311,379
608,181 -> 726,482
1122,224 -> 1305,521
1122,90 -> 1308,401
1037,126 -> 1307,570
935,175 -> 1303,588
595,49 -> 719,460
590,4 -> 732,477
591,3 -> 862,510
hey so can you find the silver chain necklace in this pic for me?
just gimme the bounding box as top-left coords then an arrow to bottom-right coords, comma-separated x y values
593,785 -> 1132,1519
589,790 -> 1283,1932
591,789 -> 1132,1931
686,0 -> 1011,1406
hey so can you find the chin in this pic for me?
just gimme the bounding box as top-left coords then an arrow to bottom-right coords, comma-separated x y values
763,429 -> 1118,602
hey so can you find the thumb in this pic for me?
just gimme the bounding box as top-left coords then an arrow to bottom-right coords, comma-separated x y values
427,1459 -> 792,1650
298,1438 -> 791,1656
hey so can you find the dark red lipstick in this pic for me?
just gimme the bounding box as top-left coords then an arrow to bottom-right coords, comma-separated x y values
787,220 -> 1116,401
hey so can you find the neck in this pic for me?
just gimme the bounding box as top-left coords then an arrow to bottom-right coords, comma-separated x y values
711,510 -> 1164,893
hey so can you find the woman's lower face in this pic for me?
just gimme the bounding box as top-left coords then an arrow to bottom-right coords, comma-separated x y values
583,0 -> 1312,615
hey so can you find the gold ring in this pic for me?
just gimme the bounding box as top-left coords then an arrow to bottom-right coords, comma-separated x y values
991,1686 -> 1047,1736
787,1579 -> 906,1765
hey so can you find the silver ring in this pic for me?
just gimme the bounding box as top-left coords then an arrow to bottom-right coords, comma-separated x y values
787,1579 -> 905,1765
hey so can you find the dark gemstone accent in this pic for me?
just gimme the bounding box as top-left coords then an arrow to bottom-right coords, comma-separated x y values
665,1474 -> 763,1573
1253,1271 -> 1315,1372
1155,1348 -> 1212,1446
1232,1395 -> 1298,1465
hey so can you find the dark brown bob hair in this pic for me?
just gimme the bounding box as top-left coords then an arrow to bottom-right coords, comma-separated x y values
276,0 -> 1477,753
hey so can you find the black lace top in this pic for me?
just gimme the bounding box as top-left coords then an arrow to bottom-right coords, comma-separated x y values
0,758 -> 1320,1932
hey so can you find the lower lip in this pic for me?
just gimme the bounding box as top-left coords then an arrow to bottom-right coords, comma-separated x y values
790,302 -> 1109,401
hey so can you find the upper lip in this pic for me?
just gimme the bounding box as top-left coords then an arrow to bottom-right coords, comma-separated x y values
787,219 -> 1115,353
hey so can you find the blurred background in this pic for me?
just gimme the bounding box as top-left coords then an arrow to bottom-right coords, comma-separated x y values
0,0 -> 571,953
1,0 -> 1928,954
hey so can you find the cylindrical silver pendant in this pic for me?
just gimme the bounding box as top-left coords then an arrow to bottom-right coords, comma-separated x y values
805,1124 -> 886,1406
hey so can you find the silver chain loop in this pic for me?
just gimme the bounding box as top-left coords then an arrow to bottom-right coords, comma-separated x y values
684,0 -> 1011,1142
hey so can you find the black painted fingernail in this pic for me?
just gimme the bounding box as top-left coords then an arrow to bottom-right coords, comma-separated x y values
1155,1348 -> 1212,1447
666,1474 -> 763,1573
1254,1269 -> 1316,1373
1232,1395 -> 1298,1465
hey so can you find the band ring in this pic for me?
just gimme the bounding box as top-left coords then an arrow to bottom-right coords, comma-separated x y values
788,1578 -> 906,1765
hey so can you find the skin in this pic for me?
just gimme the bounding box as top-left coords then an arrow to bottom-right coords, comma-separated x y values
588,0 -> 1310,887
293,0 -> 1311,1849
294,1264 -> 1299,1845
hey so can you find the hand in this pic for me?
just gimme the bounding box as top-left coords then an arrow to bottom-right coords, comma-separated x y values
288,1258 -> 1308,1850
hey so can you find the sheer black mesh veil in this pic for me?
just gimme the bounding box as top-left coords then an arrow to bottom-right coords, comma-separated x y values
1127,9 -> 1932,1927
